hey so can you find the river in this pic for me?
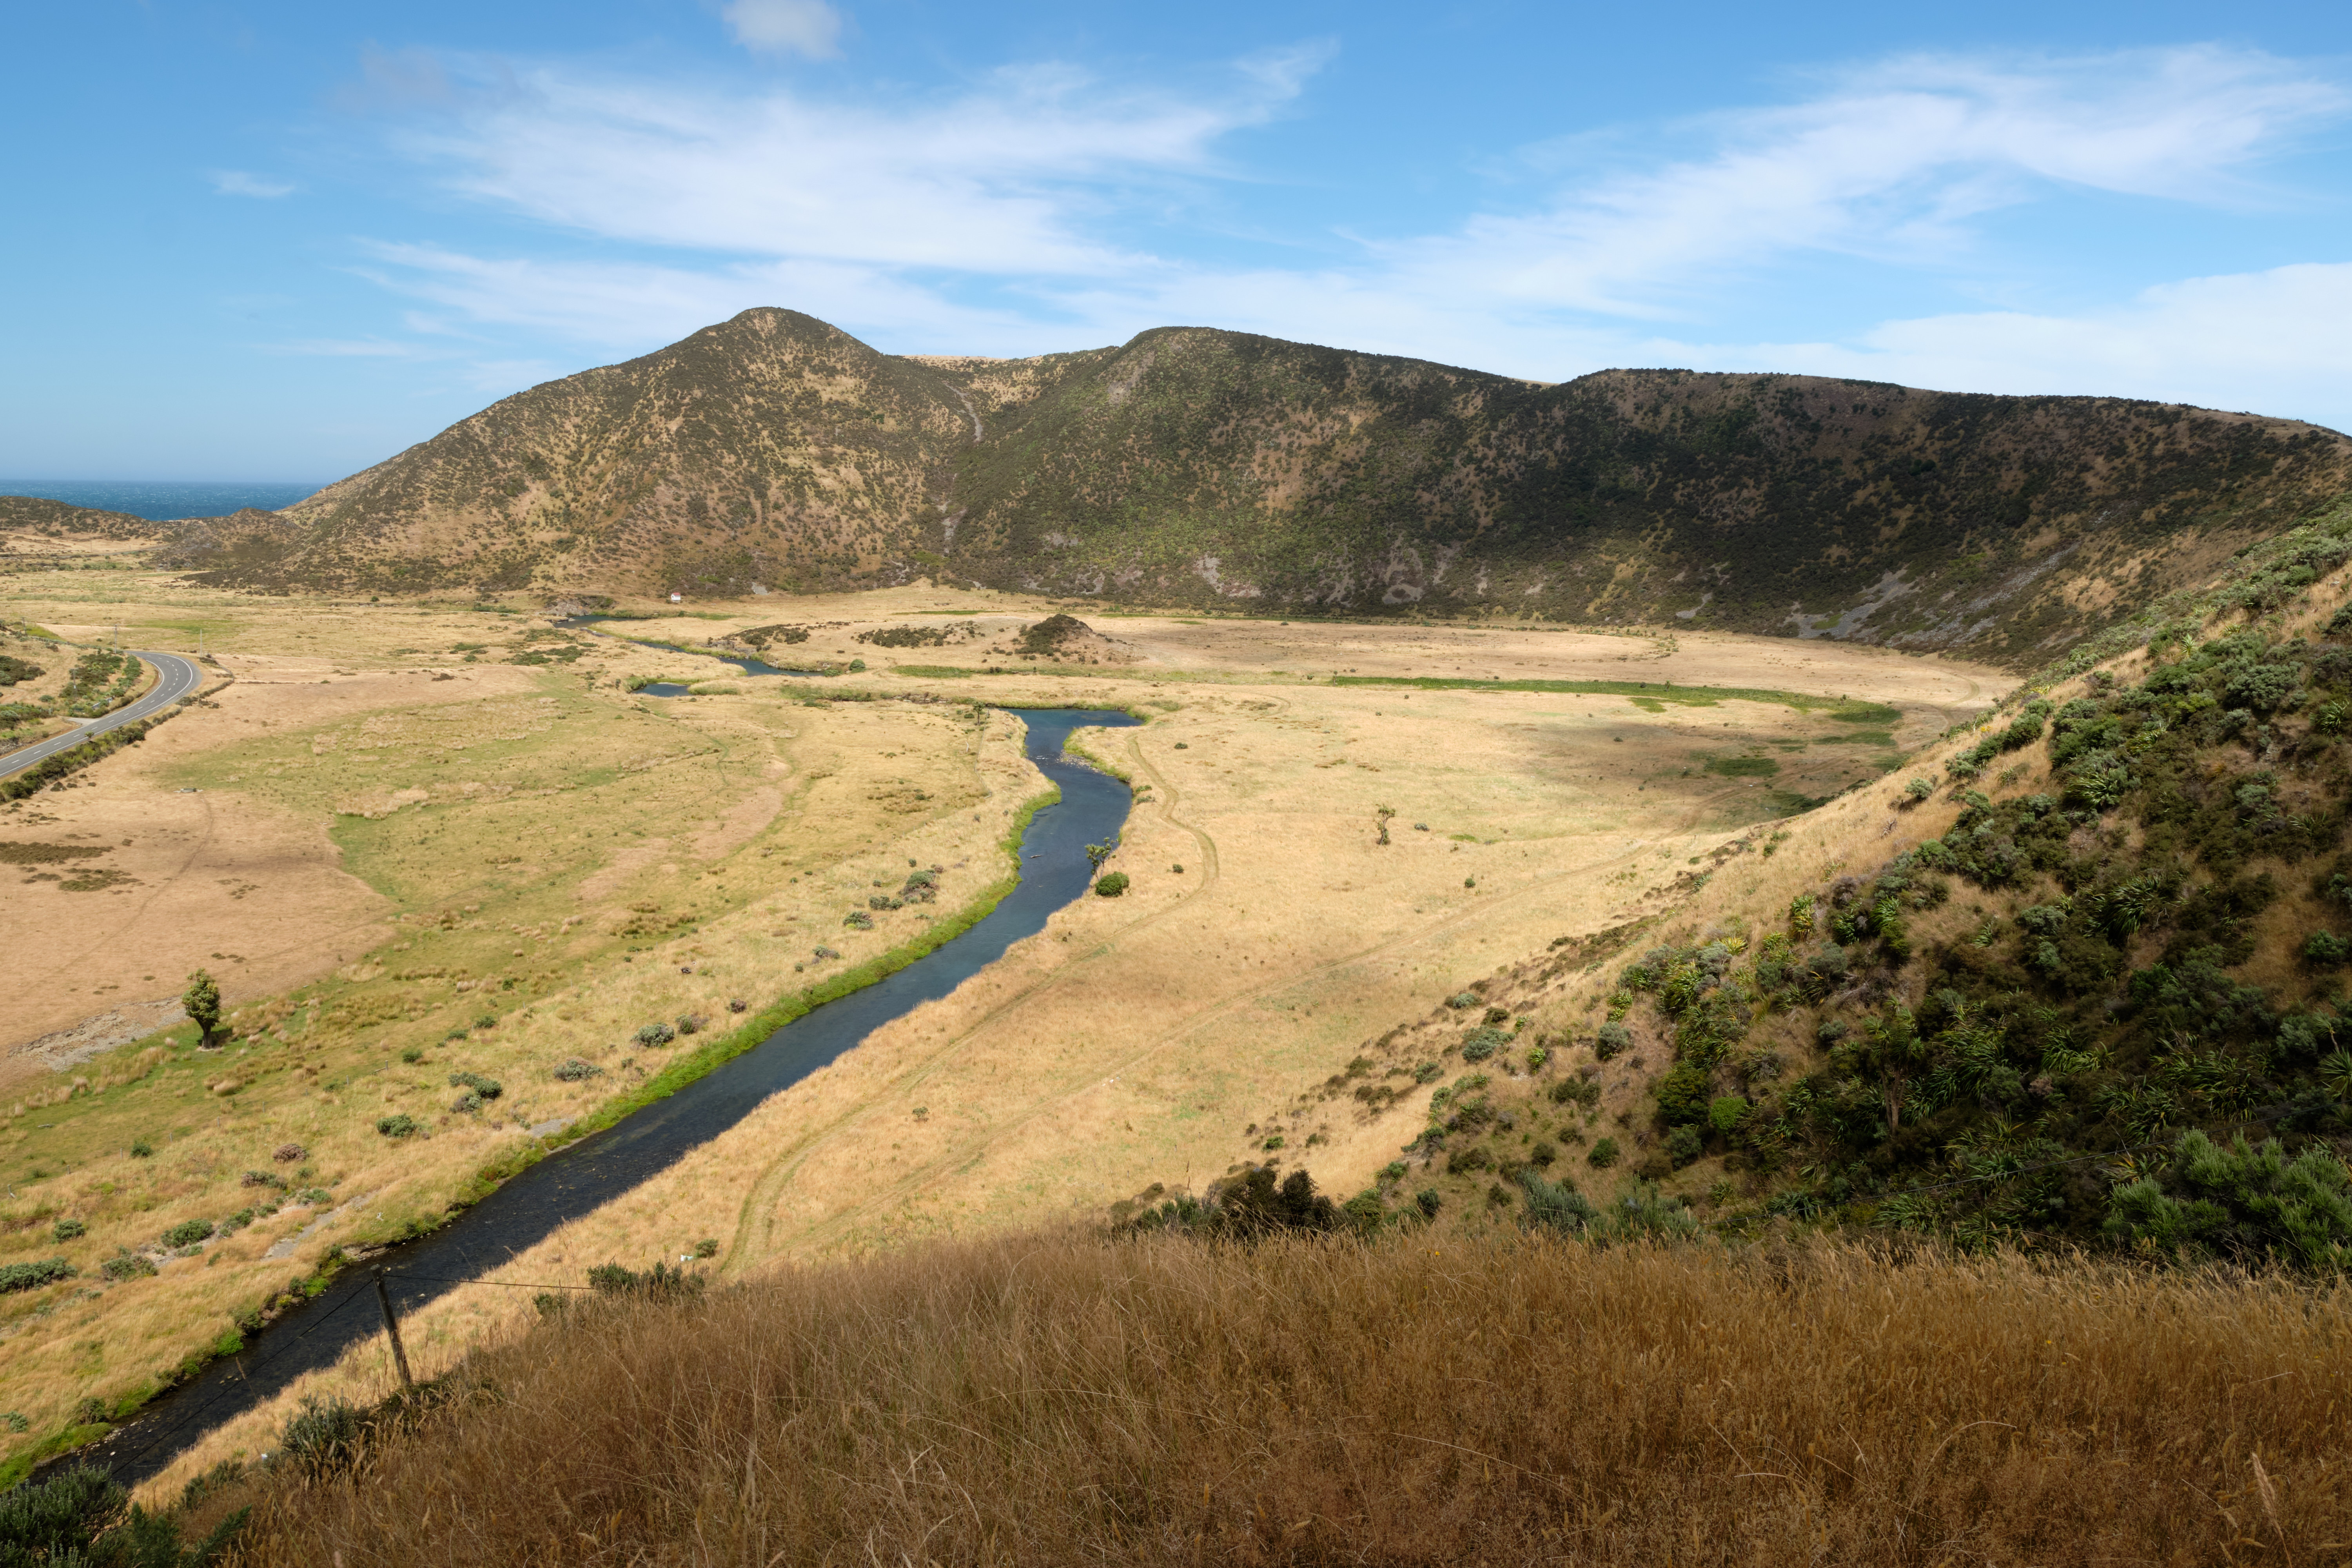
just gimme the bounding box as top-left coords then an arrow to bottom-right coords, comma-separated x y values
84,707 -> 1139,1485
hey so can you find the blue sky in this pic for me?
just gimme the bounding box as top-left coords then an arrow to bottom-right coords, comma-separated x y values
6,1 -> 2351,481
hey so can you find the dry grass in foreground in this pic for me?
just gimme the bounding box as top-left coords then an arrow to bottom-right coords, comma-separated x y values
211,1231 -> 2349,1566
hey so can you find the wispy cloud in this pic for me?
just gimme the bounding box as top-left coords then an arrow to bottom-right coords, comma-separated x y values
331,41 -> 2352,423
1365,46 -> 2345,320
1684,262 -> 2352,427
211,169 -> 297,198
721,0 -> 843,59
385,48 -> 1318,275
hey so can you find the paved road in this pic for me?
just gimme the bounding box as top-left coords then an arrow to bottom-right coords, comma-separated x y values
0,650 -> 205,780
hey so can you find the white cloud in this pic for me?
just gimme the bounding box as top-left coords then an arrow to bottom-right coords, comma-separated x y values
338,41 -> 2352,427
351,242 -> 1068,353
392,52 -> 1315,275
722,0 -> 842,59
1677,263 -> 2352,430
1368,45 -> 2346,319
211,170 -> 297,198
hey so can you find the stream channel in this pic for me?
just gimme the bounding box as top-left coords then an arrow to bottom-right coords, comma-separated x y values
557,613 -> 824,691
87,707 -> 1140,1486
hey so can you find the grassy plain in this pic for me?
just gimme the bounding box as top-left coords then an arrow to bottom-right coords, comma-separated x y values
0,563 -> 2007,1484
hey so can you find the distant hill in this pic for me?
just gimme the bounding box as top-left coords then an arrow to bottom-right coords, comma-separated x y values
143,309 -> 2352,665
0,496 -> 301,577
0,496 -> 163,541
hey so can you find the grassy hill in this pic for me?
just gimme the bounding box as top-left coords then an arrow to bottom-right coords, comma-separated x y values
1158,502 -> 2352,1267
164,309 -> 2352,668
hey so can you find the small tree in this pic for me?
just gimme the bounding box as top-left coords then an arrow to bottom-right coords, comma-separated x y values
182,969 -> 221,1047
1374,804 -> 1396,845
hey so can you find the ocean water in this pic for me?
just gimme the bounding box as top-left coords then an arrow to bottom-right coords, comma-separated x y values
0,479 -> 323,520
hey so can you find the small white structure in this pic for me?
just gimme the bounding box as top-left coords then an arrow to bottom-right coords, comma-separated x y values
669,592 -> 683,603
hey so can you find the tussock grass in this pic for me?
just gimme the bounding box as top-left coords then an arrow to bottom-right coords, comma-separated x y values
225,1230 -> 2349,1564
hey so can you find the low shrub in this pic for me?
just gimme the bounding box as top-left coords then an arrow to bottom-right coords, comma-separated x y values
446,1071 -> 504,1100
1446,992 -> 1480,1010
1594,1021 -> 1633,1060
0,1461 -> 244,1563
376,1114 -> 421,1139
586,1261 -> 706,1301
241,1169 -> 285,1190
0,1258 -> 75,1293
844,910 -> 875,930
553,1057 -> 605,1082
1460,1026 -> 1509,1061
1519,1171 -> 1601,1236
279,1395 -> 368,1477
52,1217 -> 85,1241
694,1238 -> 720,1259
1666,1125 -> 1704,1167
272,1142 -> 304,1163
1587,1137 -> 1621,1169
635,1023 -> 676,1047
1093,872 -> 1129,897
161,1219 -> 215,1248
101,1250 -> 156,1281
2306,932 -> 2350,965
1653,1064 -> 1711,1125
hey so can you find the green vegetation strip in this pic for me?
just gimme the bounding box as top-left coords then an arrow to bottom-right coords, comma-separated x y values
1327,674 -> 1899,722
20,784 -> 1071,1468
452,786 -> 1063,1194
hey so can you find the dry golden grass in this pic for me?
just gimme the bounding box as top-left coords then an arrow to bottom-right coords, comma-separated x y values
5,562 -> 2020,1483
214,1229 -> 2351,1566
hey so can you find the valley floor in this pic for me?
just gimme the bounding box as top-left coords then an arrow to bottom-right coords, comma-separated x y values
0,566 -> 2008,1486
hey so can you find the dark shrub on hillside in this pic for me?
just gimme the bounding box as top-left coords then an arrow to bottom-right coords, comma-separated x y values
1594,1021 -> 1632,1060
1460,1026 -> 1508,1061
0,1258 -> 75,1293
1653,1064 -> 1711,1125
279,1396 -> 368,1477
1093,872 -> 1129,897
0,1460 -> 244,1564
586,1261 -> 705,1301
1519,1171 -> 1601,1236
1123,1166 -> 1347,1239
2107,1130 -> 2352,1271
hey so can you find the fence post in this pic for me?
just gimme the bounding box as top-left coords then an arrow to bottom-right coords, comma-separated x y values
374,1269 -> 415,1391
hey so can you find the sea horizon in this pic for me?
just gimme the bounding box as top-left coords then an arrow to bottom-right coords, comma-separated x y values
0,479 -> 324,521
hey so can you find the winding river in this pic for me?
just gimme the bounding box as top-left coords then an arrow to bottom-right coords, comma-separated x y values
86,708 -> 1139,1485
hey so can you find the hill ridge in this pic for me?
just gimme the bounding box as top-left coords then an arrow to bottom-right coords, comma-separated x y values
34,306 -> 2352,670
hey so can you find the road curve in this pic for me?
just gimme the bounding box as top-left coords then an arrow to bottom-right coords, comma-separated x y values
0,650 -> 205,780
